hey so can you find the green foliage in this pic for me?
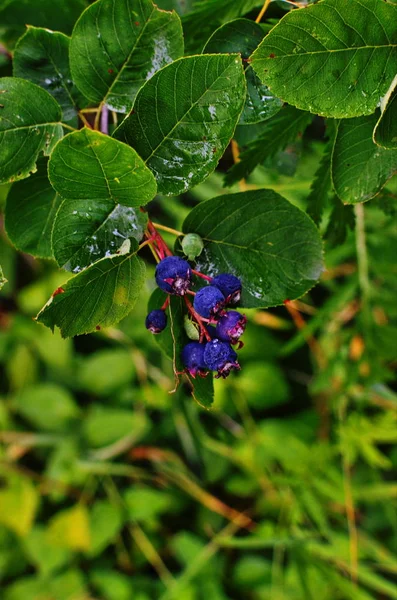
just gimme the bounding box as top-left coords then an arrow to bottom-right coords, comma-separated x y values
332,112 -> 397,204
0,78 -> 63,184
69,0 -> 184,113
0,0 -> 396,598
251,0 -> 397,118
183,189 -> 323,308
13,26 -> 87,121
115,53 -> 246,195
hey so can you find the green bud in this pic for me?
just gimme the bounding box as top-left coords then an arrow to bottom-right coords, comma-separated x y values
181,233 -> 204,261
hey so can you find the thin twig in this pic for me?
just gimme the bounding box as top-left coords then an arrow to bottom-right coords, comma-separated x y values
255,0 -> 272,23
152,223 -> 183,237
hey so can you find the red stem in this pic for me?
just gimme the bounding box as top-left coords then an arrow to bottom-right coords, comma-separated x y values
192,269 -> 213,282
184,296 -> 211,342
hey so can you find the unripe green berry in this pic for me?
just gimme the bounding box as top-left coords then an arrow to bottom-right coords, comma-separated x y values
181,233 -> 204,261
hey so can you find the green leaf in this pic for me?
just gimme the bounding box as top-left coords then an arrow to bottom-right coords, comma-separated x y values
325,196 -> 355,247
13,27 -> 87,121
0,0 -> 87,37
36,245 -> 146,337
115,54 -> 246,195
124,486 -> 172,521
0,78 -> 63,184
23,526 -> 72,577
79,348 -> 135,395
13,383 -> 80,432
5,158 -> 61,259
86,501 -> 123,557
225,106 -> 312,185
47,504 -> 91,551
373,75 -> 397,149
0,474 -> 39,537
251,0 -> 397,118
203,19 -> 282,125
188,372 -> 214,409
331,112 -> 397,204
182,0 -> 262,52
49,128 -> 154,270
148,288 -> 186,373
183,189 -> 323,308
83,406 -> 149,447
306,141 -> 333,226
70,0 -> 184,113
0,265 -> 7,290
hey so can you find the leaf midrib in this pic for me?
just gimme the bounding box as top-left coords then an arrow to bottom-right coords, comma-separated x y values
256,44 -> 397,60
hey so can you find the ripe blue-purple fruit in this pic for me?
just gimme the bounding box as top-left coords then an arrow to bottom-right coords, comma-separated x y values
211,273 -> 242,304
193,286 -> 225,319
216,311 -> 246,344
155,256 -> 191,295
204,339 -> 240,378
145,309 -> 167,334
182,342 -> 207,377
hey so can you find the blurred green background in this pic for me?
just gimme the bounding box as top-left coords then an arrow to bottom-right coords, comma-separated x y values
1,0 -> 397,598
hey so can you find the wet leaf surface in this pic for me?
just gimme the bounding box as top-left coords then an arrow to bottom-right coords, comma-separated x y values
183,189 -> 323,308
251,0 -> 397,118
115,54 -> 246,195
70,0 -> 184,113
37,244 -> 146,337
13,27 -> 88,121
332,113 -> 397,204
49,128 -> 155,270
0,78 -> 63,184
203,19 -> 282,125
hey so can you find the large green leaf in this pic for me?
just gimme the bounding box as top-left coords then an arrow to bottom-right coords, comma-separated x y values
225,106 -> 312,185
251,0 -> 397,118
13,27 -> 87,121
5,158 -> 60,259
183,189 -> 323,308
36,244 -> 146,337
373,76 -> 397,149
331,112 -> 397,204
0,78 -> 63,184
49,128 -> 154,270
115,54 -> 246,195
203,19 -> 282,125
69,0 -> 184,113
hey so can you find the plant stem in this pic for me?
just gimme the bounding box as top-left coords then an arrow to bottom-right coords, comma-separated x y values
78,112 -> 93,129
184,296 -> 211,342
354,204 -> 370,305
100,104 -> 109,134
255,0 -> 272,23
61,123 -> 77,132
191,269 -> 212,282
151,222 -> 183,237
94,102 -> 103,130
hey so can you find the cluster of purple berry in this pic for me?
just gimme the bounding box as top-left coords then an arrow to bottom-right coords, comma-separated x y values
145,256 -> 246,379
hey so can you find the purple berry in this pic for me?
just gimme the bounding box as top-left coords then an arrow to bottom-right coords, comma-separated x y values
145,309 -> 167,334
203,339 -> 240,378
155,256 -> 191,295
193,286 -> 225,319
182,342 -> 207,377
211,273 -> 242,304
216,311 -> 246,344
